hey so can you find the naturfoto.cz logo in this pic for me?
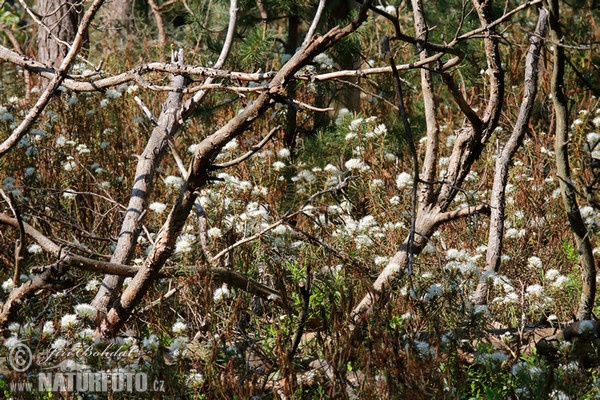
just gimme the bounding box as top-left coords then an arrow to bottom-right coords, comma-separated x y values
7,342 -> 165,394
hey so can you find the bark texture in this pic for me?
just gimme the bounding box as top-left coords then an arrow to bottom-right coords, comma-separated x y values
91,49 -> 189,316
548,0 -> 596,320
37,0 -> 84,67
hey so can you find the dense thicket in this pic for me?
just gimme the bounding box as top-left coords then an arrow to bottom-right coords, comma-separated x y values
0,0 -> 599,398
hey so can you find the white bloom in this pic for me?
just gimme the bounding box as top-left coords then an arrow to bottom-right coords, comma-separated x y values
525,284 -> 544,296
74,304 -> 96,319
396,172 -> 413,189
63,160 -> 77,171
424,284 -> 443,301
446,249 -> 467,261
43,321 -> 55,335
587,132 -> 600,147
324,164 -> 340,174
345,132 -> 357,141
354,234 -> 373,249
164,175 -> 184,190
186,371 -> 205,388
374,124 -> 387,136
175,233 -> 195,254
272,161 -> 286,171
349,118 -> 363,131
384,5 -> 396,14
170,336 -> 189,359
374,256 -> 389,266
370,179 -> 384,189
295,170 -> 316,183
491,352 -> 507,363
413,340 -> 436,357
512,361 -> 528,376
149,202 -> 167,214
272,225 -> 288,236
54,135 -> 67,147
76,144 -> 90,155
527,256 -> 543,270
27,244 -> 43,254
207,227 -> 222,239
172,321 -> 188,335
60,314 -> 79,330
503,292 -> 519,304
553,275 -> 569,288
384,153 -> 397,162
24,167 -> 36,177
78,328 -> 95,341
52,337 -> 69,350
505,228 -> 526,239
85,279 -> 100,291
335,108 -> 350,125
545,269 -> 560,281
188,143 -> 200,154
223,139 -> 239,152
4,336 -> 21,349
8,323 -> 20,334
106,89 -> 121,99
62,189 -> 77,200
359,215 -> 377,231
345,158 -> 367,171
213,283 -> 231,302
314,53 -> 334,69
277,148 -> 291,159
2,278 -> 15,292
142,334 -> 159,350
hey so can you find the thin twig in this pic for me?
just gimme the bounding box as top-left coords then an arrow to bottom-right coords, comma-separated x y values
0,0 -> 106,158
384,36 -> 419,275
302,0 -> 326,48
0,190 -> 25,283
134,95 -> 187,177
211,125 -> 281,169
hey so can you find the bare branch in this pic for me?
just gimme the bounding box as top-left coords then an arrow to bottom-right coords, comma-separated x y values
302,0 -> 326,48
148,0 -> 167,47
0,0 -> 105,158
434,203 -> 490,225
212,125 -> 281,169
134,95 -> 187,177
180,0 -> 239,119
473,8 -> 549,305
0,190 -> 25,283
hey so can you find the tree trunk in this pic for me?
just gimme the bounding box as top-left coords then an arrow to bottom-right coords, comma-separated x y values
548,0 -> 596,320
101,0 -> 133,33
37,0 -> 84,67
